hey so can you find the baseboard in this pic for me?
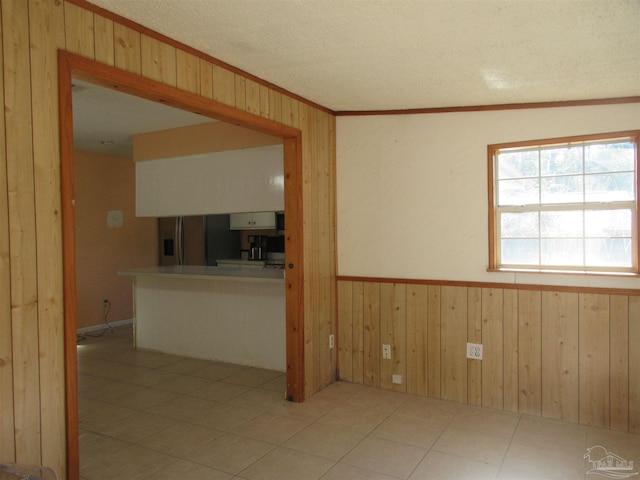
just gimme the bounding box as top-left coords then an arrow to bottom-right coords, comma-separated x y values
77,318 -> 133,334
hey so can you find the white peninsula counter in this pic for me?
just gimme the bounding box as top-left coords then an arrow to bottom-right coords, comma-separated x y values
119,265 -> 286,371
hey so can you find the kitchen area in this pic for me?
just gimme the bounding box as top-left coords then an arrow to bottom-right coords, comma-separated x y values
118,122 -> 288,373
120,209 -> 287,372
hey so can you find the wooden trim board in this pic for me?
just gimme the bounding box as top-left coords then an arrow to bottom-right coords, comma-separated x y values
59,51 -> 305,477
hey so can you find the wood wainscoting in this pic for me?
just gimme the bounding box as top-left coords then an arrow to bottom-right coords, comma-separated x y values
0,1 -> 336,477
337,279 -> 639,434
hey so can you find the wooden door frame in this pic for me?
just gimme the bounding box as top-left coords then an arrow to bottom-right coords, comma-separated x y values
58,51 -> 305,480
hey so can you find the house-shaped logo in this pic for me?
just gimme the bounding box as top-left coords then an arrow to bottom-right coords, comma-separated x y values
585,445 -> 638,479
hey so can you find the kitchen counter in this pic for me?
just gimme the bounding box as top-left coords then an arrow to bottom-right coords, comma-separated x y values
119,265 -> 284,282
120,264 -> 286,371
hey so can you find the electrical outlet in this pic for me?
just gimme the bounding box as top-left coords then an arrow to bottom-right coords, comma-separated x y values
382,344 -> 392,360
466,342 -> 483,360
392,374 -> 403,384
103,298 -> 109,308
329,334 -> 335,349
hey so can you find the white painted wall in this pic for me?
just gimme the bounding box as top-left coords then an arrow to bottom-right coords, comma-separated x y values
136,144 -> 284,217
336,103 -> 640,289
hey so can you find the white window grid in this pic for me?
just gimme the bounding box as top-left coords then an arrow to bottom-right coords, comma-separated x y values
494,138 -> 638,273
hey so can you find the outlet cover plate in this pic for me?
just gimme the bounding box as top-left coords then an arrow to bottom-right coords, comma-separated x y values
466,342 -> 483,360
382,344 -> 392,360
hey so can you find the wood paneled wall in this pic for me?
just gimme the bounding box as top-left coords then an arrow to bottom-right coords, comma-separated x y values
0,0 -> 336,477
338,280 -> 640,434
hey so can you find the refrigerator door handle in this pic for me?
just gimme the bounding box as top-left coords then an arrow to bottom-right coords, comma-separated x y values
176,216 -> 184,265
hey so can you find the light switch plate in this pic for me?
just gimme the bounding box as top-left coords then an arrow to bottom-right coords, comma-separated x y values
107,210 -> 123,228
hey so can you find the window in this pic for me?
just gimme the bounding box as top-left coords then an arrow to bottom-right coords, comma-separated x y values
488,131 -> 639,274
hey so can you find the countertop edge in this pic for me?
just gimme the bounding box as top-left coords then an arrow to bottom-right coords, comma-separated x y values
118,266 -> 285,282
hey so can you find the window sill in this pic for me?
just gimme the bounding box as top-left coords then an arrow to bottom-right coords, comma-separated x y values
487,267 -> 640,278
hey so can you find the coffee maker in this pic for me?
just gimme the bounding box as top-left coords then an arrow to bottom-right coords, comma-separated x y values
248,235 -> 267,260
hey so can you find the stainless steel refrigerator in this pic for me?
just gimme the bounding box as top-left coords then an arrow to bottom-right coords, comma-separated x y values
158,214 -> 241,266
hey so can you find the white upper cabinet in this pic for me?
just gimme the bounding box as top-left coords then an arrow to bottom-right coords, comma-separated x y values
136,145 -> 284,217
229,212 -> 276,230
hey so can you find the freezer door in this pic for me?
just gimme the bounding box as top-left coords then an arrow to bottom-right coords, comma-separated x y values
158,216 -> 178,266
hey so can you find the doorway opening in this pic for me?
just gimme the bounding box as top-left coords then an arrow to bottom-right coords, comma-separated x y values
59,51 -> 304,479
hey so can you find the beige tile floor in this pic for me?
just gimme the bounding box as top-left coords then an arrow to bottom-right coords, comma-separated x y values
78,326 -> 639,480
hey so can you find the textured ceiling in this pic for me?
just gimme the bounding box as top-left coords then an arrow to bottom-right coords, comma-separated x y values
72,80 -> 213,157
88,0 -> 640,112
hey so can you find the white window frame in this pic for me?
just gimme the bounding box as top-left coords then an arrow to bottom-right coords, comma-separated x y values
488,130 -> 640,275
